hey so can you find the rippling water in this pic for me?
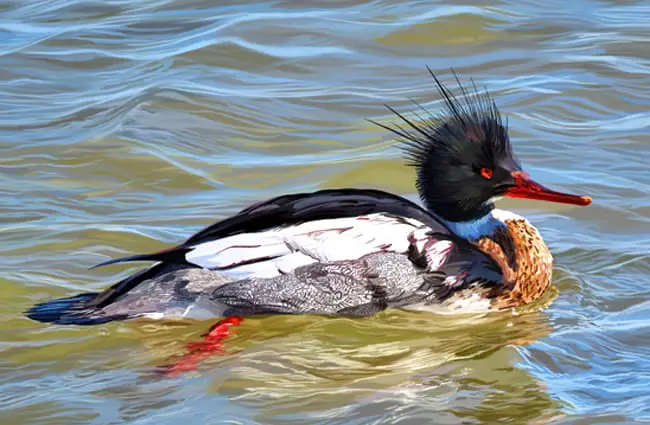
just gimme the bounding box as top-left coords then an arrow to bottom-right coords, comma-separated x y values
1,0 -> 649,424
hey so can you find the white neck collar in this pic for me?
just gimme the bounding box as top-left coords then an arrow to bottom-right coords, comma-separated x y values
443,209 -> 523,241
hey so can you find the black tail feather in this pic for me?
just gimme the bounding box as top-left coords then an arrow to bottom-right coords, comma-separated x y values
90,246 -> 190,270
27,263 -> 184,325
25,293 -> 125,325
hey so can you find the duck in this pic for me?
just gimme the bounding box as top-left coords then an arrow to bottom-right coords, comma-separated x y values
26,70 -> 592,326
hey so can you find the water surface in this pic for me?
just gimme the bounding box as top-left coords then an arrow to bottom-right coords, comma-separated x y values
1,0 -> 649,424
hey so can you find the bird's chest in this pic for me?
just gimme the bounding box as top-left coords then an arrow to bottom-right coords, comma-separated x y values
476,218 -> 553,309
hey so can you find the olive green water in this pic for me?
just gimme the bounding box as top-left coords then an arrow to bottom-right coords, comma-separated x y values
1,1 -> 649,424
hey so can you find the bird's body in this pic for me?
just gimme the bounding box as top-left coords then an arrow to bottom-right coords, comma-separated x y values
26,71 -> 590,326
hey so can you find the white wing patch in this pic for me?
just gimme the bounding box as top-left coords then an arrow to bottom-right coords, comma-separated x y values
183,213 -> 429,279
185,233 -> 289,269
408,228 -> 455,271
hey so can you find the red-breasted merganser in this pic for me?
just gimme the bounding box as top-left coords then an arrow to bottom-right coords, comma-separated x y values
26,70 -> 591,326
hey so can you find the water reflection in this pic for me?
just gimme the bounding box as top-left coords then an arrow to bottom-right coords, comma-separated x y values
125,305 -> 557,423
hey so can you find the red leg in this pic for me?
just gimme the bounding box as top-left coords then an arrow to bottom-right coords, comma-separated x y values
157,316 -> 244,378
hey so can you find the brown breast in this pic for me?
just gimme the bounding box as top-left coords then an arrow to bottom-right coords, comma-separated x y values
476,218 -> 553,309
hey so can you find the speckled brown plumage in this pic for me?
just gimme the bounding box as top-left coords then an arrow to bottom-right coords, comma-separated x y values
476,218 -> 553,309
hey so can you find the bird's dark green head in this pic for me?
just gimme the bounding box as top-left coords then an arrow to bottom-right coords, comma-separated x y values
373,68 -> 591,223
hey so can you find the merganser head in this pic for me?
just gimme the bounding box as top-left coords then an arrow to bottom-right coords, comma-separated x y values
376,68 -> 592,224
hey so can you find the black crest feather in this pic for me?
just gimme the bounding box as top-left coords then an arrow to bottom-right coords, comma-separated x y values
371,68 -> 519,222
391,67 -> 510,167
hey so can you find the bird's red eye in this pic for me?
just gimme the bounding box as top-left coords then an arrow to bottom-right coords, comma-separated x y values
480,167 -> 493,180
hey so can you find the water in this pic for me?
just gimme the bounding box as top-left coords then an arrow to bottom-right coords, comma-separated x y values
1,0 -> 649,423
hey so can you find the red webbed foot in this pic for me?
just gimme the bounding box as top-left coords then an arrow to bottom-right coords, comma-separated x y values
156,316 -> 244,378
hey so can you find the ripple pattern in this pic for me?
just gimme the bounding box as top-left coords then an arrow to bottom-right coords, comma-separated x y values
1,1 -> 649,424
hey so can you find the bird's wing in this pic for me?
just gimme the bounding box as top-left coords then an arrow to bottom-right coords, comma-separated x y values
87,189 -> 452,308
